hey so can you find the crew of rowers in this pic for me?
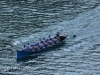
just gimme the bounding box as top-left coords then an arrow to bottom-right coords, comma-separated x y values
22,32 -> 60,51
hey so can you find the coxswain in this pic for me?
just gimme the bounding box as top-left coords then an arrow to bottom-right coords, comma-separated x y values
47,35 -> 51,41
56,32 -> 60,38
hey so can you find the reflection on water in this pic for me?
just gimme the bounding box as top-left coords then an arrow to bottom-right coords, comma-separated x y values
0,0 -> 100,75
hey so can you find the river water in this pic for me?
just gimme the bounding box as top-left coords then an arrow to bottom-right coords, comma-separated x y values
0,0 -> 100,75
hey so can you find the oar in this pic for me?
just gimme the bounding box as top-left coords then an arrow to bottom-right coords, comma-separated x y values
59,30 -> 63,34
58,30 -> 69,37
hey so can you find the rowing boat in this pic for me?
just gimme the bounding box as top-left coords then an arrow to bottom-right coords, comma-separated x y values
17,36 -> 66,61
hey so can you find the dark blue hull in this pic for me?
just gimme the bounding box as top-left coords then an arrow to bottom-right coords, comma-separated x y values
17,36 -> 66,61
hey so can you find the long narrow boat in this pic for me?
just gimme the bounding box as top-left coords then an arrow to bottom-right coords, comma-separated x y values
17,36 -> 66,61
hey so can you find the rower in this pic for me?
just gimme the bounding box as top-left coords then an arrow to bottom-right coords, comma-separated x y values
41,38 -> 48,47
31,42 -> 36,47
26,43 -> 33,51
47,38 -> 54,45
52,36 -> 58,44
40,39 -> 46,45
36,42 -> 43,49
30,42 -> 37,50
30,42 -> 39,51
31,44 -> 35,47
22,45 -> 28,51
43,38 -> 46,42
33,45 -> 39,51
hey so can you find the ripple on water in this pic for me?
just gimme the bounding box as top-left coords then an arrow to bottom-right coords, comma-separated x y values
0,0 -> 100,75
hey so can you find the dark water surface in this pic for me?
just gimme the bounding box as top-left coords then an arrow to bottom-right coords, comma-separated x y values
0,0 -> 100,75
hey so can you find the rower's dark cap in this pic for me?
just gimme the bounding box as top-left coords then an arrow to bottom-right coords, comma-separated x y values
49,35 -> 50,37
27,43 -> 29,45
24,45 -> 26,47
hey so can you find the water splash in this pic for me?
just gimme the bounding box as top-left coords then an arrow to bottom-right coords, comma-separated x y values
53,53 -> 60,56
73,44 -> 81,47
63,48 -> 71,51
69,46 -> 75,50
13,41 -> 20,45
5,45 -> 11,49
62,41 -> 89,52
29,35 -> 34,39
22,39 -> 29,42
